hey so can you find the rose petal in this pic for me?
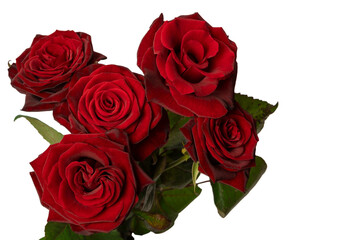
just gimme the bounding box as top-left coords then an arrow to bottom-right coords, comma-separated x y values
142,49 -> 193,116
137,14 -> 164,67
170,86 -> 228,118
132,108 -> 169,161
220,169 -> 249,192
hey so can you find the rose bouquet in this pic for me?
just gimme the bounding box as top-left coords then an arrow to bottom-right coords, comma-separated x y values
8,13 -> 277,240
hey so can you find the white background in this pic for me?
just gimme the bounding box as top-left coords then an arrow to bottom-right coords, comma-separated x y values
1,0 -> 360,239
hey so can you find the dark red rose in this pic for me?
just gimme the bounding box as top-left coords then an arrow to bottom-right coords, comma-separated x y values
30,130 -> 152,235
137,13 -> 237,118
54,64 -> 169,161
181,103 -> 258,191
9,30 -> 106,111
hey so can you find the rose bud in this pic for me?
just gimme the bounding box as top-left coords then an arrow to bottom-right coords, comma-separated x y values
9,30 -> 106,111
30,130 -> 153,235
137,13 -> 237,118
181,103 -> 258,191
54,64 -> 169,161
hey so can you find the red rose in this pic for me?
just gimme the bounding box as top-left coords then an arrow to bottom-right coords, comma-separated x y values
9,30 -> 106,111
181,103 -> 258,191
54,64 -> 169,161
30,130 -> 152,235
137,13 -> 237,118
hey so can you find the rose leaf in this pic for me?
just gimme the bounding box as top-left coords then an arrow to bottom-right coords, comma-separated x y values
53,224 -> 83,240
159,185 -> 202,220
162,111 -> 190,150
211,156 -> 267,218
234,94 -> 278,133
14,115 -> 64,145
158,158 -> 193,189
132,211 -> 172,233
125,215 -> 151,236
131,185 -> 202,234
42,222 -> 124,240
85,231 -> 124,240
43,222 -> 68,240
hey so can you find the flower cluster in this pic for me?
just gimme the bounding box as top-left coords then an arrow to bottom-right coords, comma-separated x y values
9,13 -> 276,239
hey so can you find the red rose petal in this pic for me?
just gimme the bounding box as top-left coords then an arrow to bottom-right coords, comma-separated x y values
178,12 -> 205,21
128,103 -> 152,144
161,18 -> 207,51
142,49 -> 193,116
210,27 -> 237,53
8,63 -> 18,79
181,30 -> 219,62
197,42 -> 235,78
22,94 -> 57,111
137,13 -> 164,67
30,171 -> 43,200
220,170 -> 249,192
165,55 -> 195,95
132,108 -> 169,161
170,86 -> 228,118
48,210 -> 67,222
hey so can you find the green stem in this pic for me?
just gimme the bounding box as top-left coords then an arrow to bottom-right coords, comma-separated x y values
196,180 -> 210,185
152,152 -> 158,165
184,179 -> 210,188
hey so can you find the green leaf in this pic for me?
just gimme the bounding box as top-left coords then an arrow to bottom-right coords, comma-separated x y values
167,110 -> 189,130
234,94 -> 278,133
43,222 -> 123,240
14,115 -> 63,144
211,156 -> 267,218
159,159 -> 193,189
159,185 -> 202,220
162,111 -> 189,150
133,211 -> 172,233
44,222 -> 67,240
192,161 -> 200,192
132,185 -> 202,234
157,149 -> 193,189
86,231 -> 123,240
127,216 -> 151,236
55,225 -> 84,240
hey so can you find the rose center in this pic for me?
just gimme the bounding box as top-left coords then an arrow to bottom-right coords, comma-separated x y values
73,159 -> 103,192
41,42 -> 69,68
100,93 -> 117,111
66,159 -> 125,207
224,119 -> 241,141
